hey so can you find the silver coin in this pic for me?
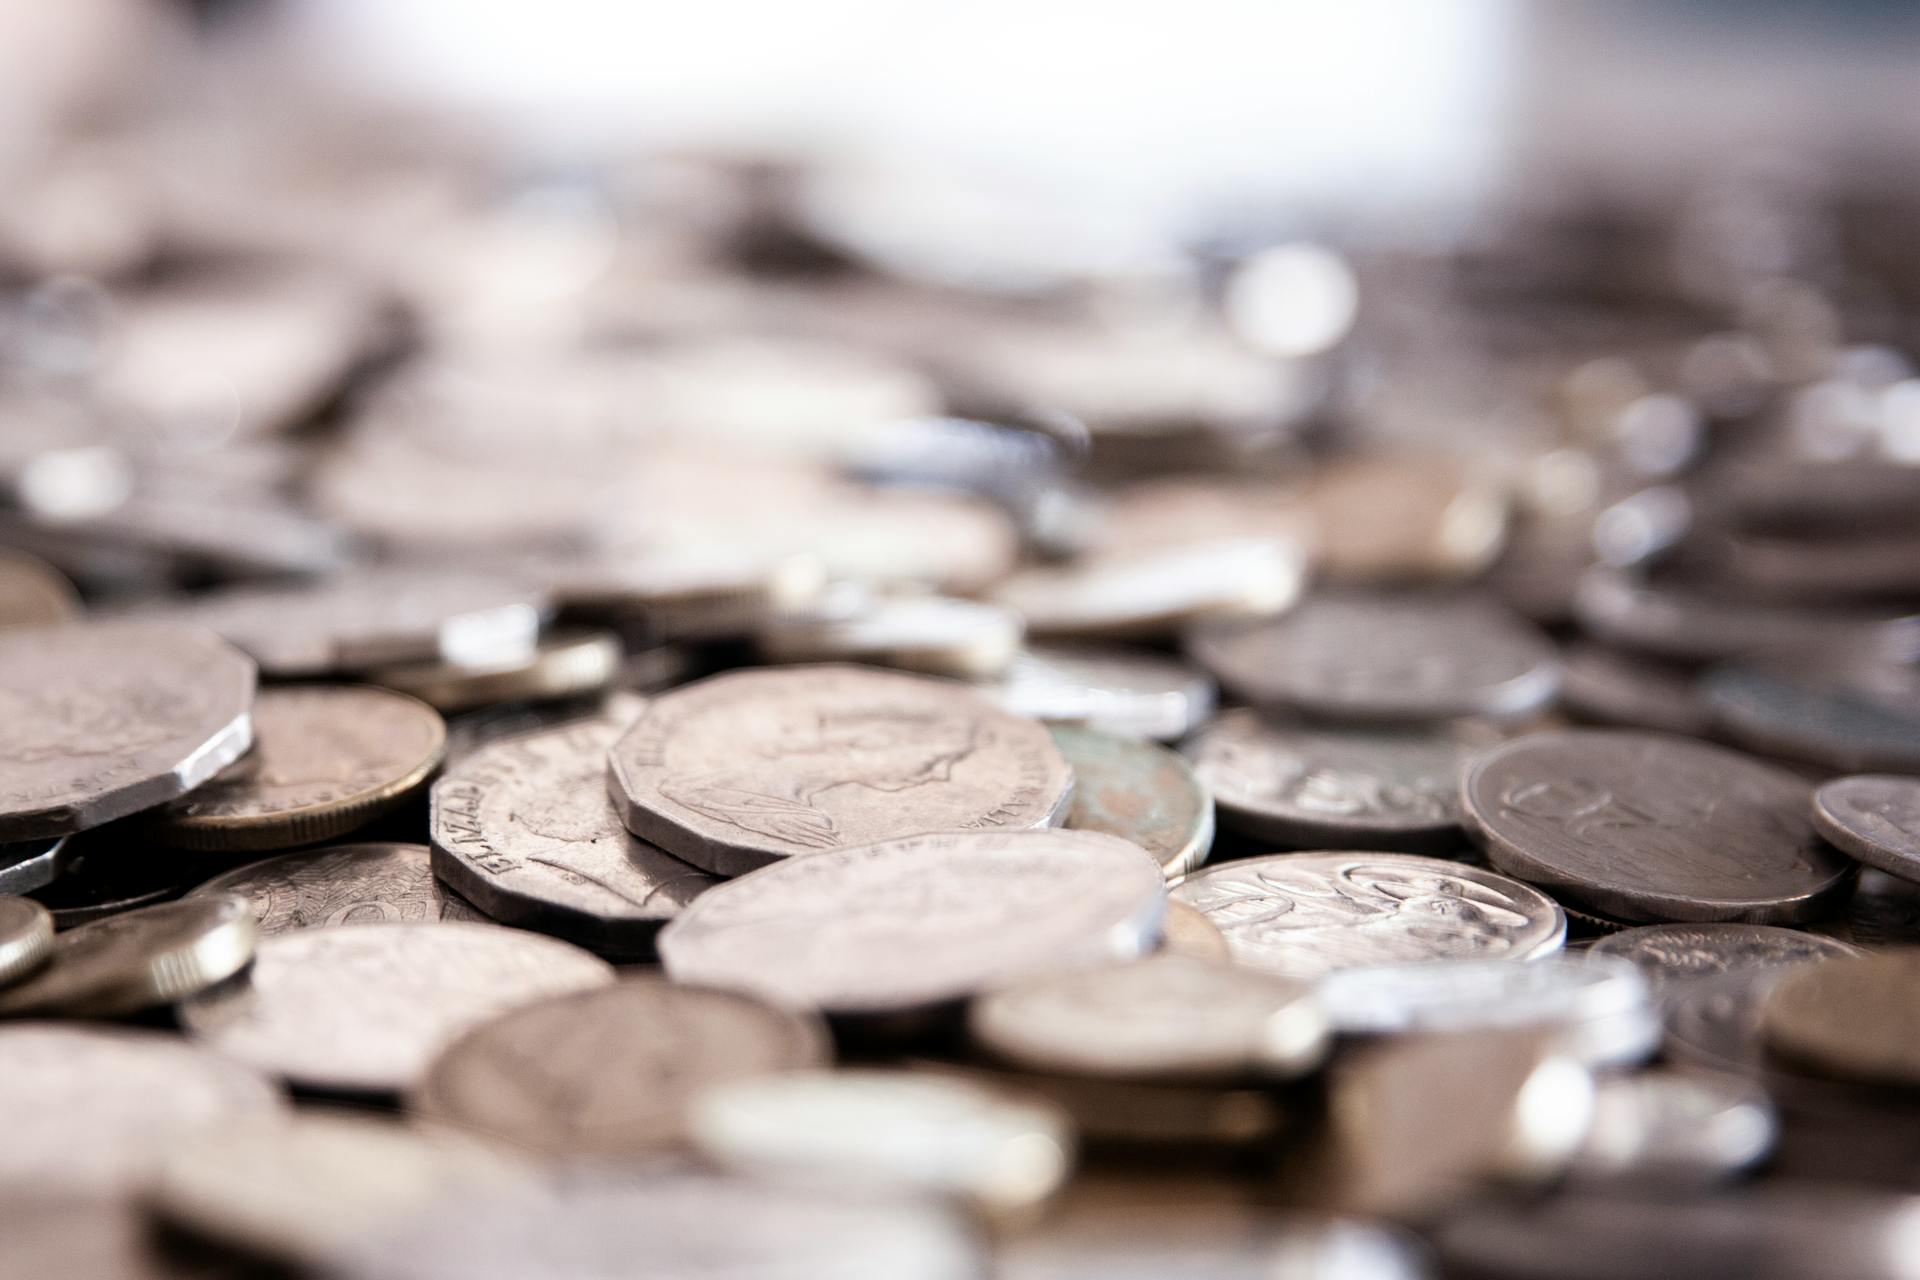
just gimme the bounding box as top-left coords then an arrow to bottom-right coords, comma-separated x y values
659,829 -> 1166,1015
608,664 -> 1074,876
0,835 -> 68,896
431,720 -> 717,955
179,923 -> 615,1094
0,1196 -> 240,1280
0,895 -> 53,990
188,843 -> 490,933
999,1202 -> 1427,1280
0,621 -> 255,840
1558,643 -> 1715,737
1570,1071 -> 1775,1186
976,645 -> 1217,741
1813,775 -> 1920,881
1704,660 -> 1920,773
1587,923 -> 1861,994
759,596 -> 1026,679
1661,971 -> 1779,1075
991,538 -> 1305,639
1051,726 -> 1214,877
1169,852 -> 1565,982
0,894 -> 257,1018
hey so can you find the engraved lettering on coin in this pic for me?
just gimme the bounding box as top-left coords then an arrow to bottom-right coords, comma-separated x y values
1812,775 -> 1920,882
1051,726 -> 1213,877
188,843 -> 487,933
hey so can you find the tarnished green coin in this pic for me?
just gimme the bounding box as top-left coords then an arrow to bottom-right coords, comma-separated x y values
1051,726 -> 1213,877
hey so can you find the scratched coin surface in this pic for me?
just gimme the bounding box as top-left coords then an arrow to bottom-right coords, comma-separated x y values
410,977 -> 830,1158
0,547 -> 80,629
1590,923 -> 1862,995
609,664 -> 1074,875
1185,709 -> 1492,853
1761,951 -> 1920,1088
659,830 -> 1166,1015
152,685 -> 445,852
1051,726 -> 1213,877
1168,852 -> 1565,982
0,894 -> 256,1018
1812,775 -> 1920,881
1462,730 -> 1854,924
431,720 -> 718,956
977,645 -> 1217,741
179,923 -> 614,1093
0,895 -> 53,990
0,621 -> 256,840
1188,593 -> 1561,724
188,843 -> 488,933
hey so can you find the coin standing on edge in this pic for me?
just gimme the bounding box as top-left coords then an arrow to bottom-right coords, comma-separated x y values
0,895 -> 53,989
1051,726 -> 1214,877
188,843 -> 488,933
1812,775 -> 1920,882
0,894 -> 256,1018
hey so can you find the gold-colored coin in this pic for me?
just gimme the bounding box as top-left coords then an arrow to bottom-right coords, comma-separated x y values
152,685 -> 446,853
371,628 -> 621,712
0,894 -> 256,1018
1761,951 -> 1920,1088
0,896 -> 54,990
0,548 -> 80,630
1159,900 -> 1231,963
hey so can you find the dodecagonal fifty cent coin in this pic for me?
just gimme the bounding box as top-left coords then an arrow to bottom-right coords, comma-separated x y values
432,720 -> 717,956
0,621 -> 256,840
1050,725 -> 1213,877
609,664 -> 1073,876
188,843 -> 488,933
1462,730 -> 1854,925
1813,775 -> 1920,882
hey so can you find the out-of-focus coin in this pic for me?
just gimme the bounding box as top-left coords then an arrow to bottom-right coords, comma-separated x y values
977,645 -> 1216,741
659,829 -> 1165,1015
0,621 -> 256,840
1558,643 -> 1715,737
1569,1071 -> 1775,1185
1169,853 -> 1565,982
1590,923 -> 1859,994
1662,971 -> 1779,1075
970,954 -> 1327,1083
0,895 -> 53,989
0,547 -> 80,629
0,894 -> 255,1018
689,1069 -> 1073,1221
0,1196 -> 249,1280
1461,730 -> 1854,924
0,1023 -> 283,1195
370,628 -> 622,713
151,685 -> 445,852
1703,659 -> 1920,774
1573,566 -> 1920,662
1761,951 -> 1920,1088
411,977 -> 829,1158
432,721 -> 717,955
1185,710 -> 1491,853
1814,775 -> 1920,881
992,538 -> 1304,640
609,665 -> 1074,875
1189,594 -> 1560,724
179,923 -> 614,1093
1298,454 -> 1509,585
0,835 -> 68,895
759,597 -> 1024,679
187,843 -> 488,933
1845,868 -> 1920,947
1051,726 -> 1212,877
1158,900 -> 1231,963
551,546 -> 826,632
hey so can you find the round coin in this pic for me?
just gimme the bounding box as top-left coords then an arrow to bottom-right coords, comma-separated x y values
0,894 -> 255,1018
659,829 -> 1166,1015
1761,951 -> 1920,1088
608,664 -> 1074,875
1461,730 -> 1855,924
370,628 -> 622,713
1590,923 -> 1862,994
1703,660 -> 1920,773
410,977 -> 829,1158
759,596 -> 1025,679
0,895 -> 53,989
991,538 -> 1304,640
0,1196 -> 246,1280
0,546 -> 80,629
0,621 -> 256,840
1050,726 -> 1213,877
1558,643 -> 1715,737
431,720 -> 719,955
976,645 -> 1217,741
1188,593 -> 1560,724
188,843 -> 488,933
179,923 -> 614,1094
152,685 -> 445,852
1571,1071 -> 1776,1185
1168,852 -> 1565,982
1813,775 -> 1920,881
1573,566 -> 1920,663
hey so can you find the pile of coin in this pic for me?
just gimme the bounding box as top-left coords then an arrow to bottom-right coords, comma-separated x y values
5,77 -> 1920,1280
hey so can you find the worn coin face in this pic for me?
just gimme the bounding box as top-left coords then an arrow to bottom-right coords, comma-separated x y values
188,843 -> 488,933
0,547 -> 80,629
0,835 -> 69,895
179,923 -> 615,1093
1169,852 -> 1565,982
659,829 -> 1166,1015
1188,594 -> 1560,723
0,1023 -> 283,1195
1813,775 -> 1920,881
431,720 -> 717,956
371,628 -> 623,713
992,538 -> 1304,639
411,977 -> 829,1158
153,685 -> 445,852
0,894 -> 256,1018
1051,726 -> 1213,877
0,895 -> 53,989
0,621 -> 256,840
759,597 -> 1025,679
970,954 -> 1327,1082
978,645 -> 1217,741
1186,710 -> 1491,853
609,665 -> 1074,875
1590,923 -> 1859,994
1462,730 -> 1855,924
1761,951 -> 1920,1088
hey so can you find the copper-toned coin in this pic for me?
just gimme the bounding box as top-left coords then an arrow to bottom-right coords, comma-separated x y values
1589,923 -> 1858,995
152,685 -> 445,852
0,621 -> 256,840
1813,775 -> 1920,881
1761,951 -> 1920,1088
1169,852 -> 1565,982
609,664 -> 1073,875
1188,594 -> 1560,724
432,720 -> 716,955
1158,900 -> 1231,962
371,628 -> 622,713
411,977 -> 828,1158
992,538 -> 1304,640
659,829 -> 1165,1015
0,547 -> 80,629
0,895 -> 53,989
0,894 -> 256,1018
1051,726 -> 1212,877
1704,659 -> 1920,774
977,645 -> 1217,741
188,843 -> 488,933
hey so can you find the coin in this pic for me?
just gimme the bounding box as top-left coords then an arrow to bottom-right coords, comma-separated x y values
26,839 -> 230,929
1844,868 -> 1920,946
188,842 -> 488,932
551,545 -> 826,630
411,977 -> 829,1158
0,546 -> 80,628
0,834 -> 69,895
977,645 -> 1217,741
1298,454 -> 1509,584
1169,853 -> 1565,982
151,685 -> 446,852
1461,730 -> 1855,924
1188,594 -> 1560,724
1185,710 -> 1491,853
1588,922 -> 1858,994
1558,643 -> 1716,737
0,621 -> 256,840
1157,899 -> 1231,962
370,628 -> 623,713
1573,566 -> 1920,663
1761,951 -> 1920,1088
0,1196 -> 248,1280
759,596 -> 1024,678
1703,659 -> 1920,773
1050,726 -> 1212,877
1813,775 -> 1920,881
970,954 -> 1327,1082
179,923 -> 615,1093
0,893 -> 256,1017
608,665 -> 1074,875
0,1023 -> 283,1195
991,538 -> 1304,640
0,895 -> 53,989
1570,1071 -> 1775,1185
659,829 -> 1166,1015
